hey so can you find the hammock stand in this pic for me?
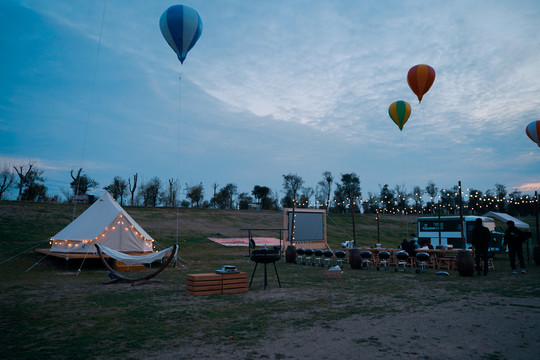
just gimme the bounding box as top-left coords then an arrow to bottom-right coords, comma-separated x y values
95,244 -> 178,286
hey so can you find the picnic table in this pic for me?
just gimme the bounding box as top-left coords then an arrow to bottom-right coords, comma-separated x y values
342,247 -> 476,270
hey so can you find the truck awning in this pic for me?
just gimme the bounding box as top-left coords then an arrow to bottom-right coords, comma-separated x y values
483,211 -> 530,230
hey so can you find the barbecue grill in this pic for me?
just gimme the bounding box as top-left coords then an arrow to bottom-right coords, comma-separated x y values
323,250 -> 334,267
304,248 -> 314,266
416,252 -> 430,274
376,251 -> 390,271
335,250 -> 346,268
296,248 -> 305,265
249,248 -> 282,289
395,251 -> 409,272
313,249 -> 324,267
360,251 -> 372,270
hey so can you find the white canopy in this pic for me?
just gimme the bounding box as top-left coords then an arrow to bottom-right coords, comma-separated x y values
483,211 -> 530,230
49,192 -> 153,253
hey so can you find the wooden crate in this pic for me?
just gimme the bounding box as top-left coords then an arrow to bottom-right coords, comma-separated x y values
222,272 -> 248,294
186,273 -> 222,296
113,260 -> 146,272
186,272 -> 248,296
323,270 -> 342,279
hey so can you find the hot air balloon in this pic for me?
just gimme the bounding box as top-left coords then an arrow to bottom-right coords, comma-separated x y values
407,64 -> 435,102
160,5 -> 203,64
388,101 -> 411,131
526,121 -> 540,147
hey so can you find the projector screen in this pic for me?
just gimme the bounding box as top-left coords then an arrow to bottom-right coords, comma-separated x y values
287,210 -> 325,242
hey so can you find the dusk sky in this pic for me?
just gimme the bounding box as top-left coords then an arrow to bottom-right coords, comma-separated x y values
1,0 -> 539,203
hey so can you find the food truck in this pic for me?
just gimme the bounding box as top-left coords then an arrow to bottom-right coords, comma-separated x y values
417,216 -> 503,250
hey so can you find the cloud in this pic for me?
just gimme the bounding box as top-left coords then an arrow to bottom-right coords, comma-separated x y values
515,183 -> 540,192
2,0 -> 539,199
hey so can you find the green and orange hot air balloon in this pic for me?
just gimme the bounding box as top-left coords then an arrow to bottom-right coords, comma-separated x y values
407,64 -> 436,102
389,100 -> 411,131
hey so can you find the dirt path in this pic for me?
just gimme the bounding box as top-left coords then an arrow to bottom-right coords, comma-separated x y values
124,288 -> 540,360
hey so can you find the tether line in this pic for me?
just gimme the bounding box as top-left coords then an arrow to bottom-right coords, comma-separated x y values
0,239 -> 49,265
72,0 -> 107,221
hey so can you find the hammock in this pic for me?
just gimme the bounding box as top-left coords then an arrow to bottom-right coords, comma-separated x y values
94,244 -> 178,285
97,245 -> 177,265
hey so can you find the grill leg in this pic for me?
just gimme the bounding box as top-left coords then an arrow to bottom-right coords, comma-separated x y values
263,263 -> 268,289
273,262 -> 282,288
249,262 -> 258,288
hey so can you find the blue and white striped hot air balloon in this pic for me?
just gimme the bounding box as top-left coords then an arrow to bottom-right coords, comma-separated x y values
159,5 -> 203,64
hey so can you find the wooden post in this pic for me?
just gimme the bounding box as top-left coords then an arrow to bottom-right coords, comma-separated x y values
438,200 -> 442,246
534,191 -> 540,246
532,191 -> 540,266
351,197 -> 357,247
376,209 -> 380,244
458,181 -> 465,249
290,200 -> 296,245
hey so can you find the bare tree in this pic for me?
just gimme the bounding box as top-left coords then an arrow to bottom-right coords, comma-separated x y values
70,168 -> 82,199
119,178 -> 127,205
494,183 -> 507,212
394,184 -> 410,214
322,171 -> 333,212
338,173 -> 361,246
282,173 -> 304,208
104,176 -> 128,205
212,183 -> 219,208
21,169 -> 47,201
412,185 -> 424,213
70,169 -> 97,197
128,173 -> 138,206
14,162 -> 35,200
138,177 -> 161,207
282,173 -> 304,244
252,185 -> 271,209
0,163 -> 15,200
299,186 -> 314,208
425,181 -> 439,214
166,178 -> 179,207
187,183 -> 204,207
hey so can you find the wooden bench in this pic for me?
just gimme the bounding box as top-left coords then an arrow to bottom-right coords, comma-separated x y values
186,272 -> 248,296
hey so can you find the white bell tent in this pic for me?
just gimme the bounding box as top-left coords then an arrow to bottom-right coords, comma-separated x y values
49,192 -> 154,254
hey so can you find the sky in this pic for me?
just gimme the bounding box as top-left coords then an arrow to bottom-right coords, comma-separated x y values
1,0 -> 539,203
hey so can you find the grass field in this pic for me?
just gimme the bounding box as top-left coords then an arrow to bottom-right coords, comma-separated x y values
1,201 -> 539,359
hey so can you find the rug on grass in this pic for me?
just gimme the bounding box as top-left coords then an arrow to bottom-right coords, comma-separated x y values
208,237 -> 282,247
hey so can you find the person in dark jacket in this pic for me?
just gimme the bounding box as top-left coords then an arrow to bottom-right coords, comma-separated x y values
503,221 -> 527,274
471,218 -> 491,275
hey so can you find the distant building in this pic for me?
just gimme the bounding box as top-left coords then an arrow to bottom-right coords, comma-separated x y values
248,203 -> 261,210
72,195 -> 96,204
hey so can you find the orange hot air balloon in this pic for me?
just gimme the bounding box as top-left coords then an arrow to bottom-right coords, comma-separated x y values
407,64 -> 436,102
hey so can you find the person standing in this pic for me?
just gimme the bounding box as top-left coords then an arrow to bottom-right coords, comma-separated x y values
503,220 -> 527,274
471,218 -> 490,275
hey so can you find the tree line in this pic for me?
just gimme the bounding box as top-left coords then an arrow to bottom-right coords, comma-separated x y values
0,161 -> 537,217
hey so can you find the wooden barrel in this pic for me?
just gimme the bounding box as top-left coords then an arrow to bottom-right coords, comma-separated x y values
350,248 -> 362,269
285,245 -> 296,263
456,250 -> 474,276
